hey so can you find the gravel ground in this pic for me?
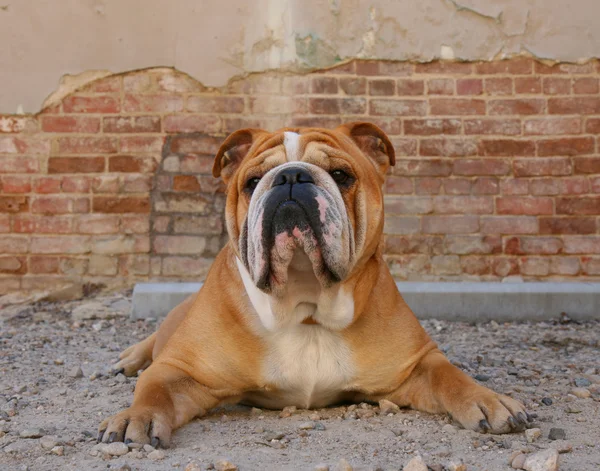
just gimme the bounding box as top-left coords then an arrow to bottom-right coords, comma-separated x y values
0,289 -> 599,471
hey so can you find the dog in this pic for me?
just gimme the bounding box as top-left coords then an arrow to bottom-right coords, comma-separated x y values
98,122 -> 529,447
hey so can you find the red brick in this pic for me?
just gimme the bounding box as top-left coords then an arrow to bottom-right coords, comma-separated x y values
385,196 -> 432,214
384,176 -> 413,194
0,136 -> 49,154
419,138 -> 478,156
30,236 -> 91,254
586,118 -> 600,134
396,79 -> 424,96
530,178 -> 559,195
537,137 -> 595,156
108,155 -> 158,173
48,157 -> 105,174
489,99 -> 545,115
164,115 -> 221,133
291,117 -> 342,129
427,79 -> 454,95
76,214 -> 120,234
593,177 -> 600,193
497,197 -> 553,215
360,118 -> 402,136
368,79 -> 395,96
573,78 -> 599,94
92,175 -> 120,193
484,78 -> 513,95
535,62 -> 596,74
446,235 -> 502,254
550,257 -> 580,275
492,258 -> 520,277
0,156 -> 39,174
35,216 -> 73,233
520,257 -> 550,276
574,157 -> 600,174
170,135 -> 221,155
123,73 -> 154,92
500,178 -> 529,195
93,196 -> 150,213
119,136 -> 164,153
61,176 -> 90,193
539,217 -> 596,234
81,75 -> 121,93
29,256 -> 59,274
480,216 -> 538,234
0,196 -> 29,213
581,257 -> 600,275
548,97 -> 600,114
311,97 -> 367,114
463,119 -> 521,135
563,236 -> 600,254
524,117 -> 581,135
543,77 -> 570,95
472,177 -> 499,195
422,215 -> 479,234
480,139 -> 535,156
415,178 -> 442,195
63,95 -> 120,113
378,62 -> 413,76
186,96 -> 244,113
0,256 -> 26,274
173,175 -> 201,192
124,94 -> 183,112
1,176 -> 31,193
121,215 -> 150,234
456,79 -> 483,96
0,236 -> 28,253
460,256 -> 491,275
156,73 -> 206,93
369,99 -> 427,116
415,61 -> 472,75
0,116 -> 38,133
41,116 -> 100,133
560,176 -> 590,194
103,116 -> 161,133
339,77 -> 366,95
453,159 -> 510,176
33,177 -> 61,193
429,98 -> 485,115
384,216 -> 421,235
179,155 -> 217,173
431,255 -> 461,275
322,61 -> 356,74
384,235 -> 441,255
57,136 -> 117,154
556,197 -> 600,215
514,158 -> 572,177
32,196 -> 89,214
404,119 -> 461,135
122,175 -> 151,193
474,58 -> 533,75
433,196 -> 492,214
443,178 -> 471,195
515,77 -> 541,94
355,61 -> 380,76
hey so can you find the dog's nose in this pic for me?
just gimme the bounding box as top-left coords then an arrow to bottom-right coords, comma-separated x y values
273,167 -> 314,187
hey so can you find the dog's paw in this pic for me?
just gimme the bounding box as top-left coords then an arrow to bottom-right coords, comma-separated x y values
98,407 -> 172,448
448,387 -> 530,434
110,343 -> 151,377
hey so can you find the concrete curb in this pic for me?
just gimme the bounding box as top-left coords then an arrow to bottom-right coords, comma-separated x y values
131,282 -> 600,322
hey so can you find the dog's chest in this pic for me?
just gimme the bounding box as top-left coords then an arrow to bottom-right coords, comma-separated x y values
246,326 -> 354,409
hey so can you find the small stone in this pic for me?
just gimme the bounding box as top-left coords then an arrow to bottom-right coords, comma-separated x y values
68,366 -> 83,379
335,458 -> 353,471
264,430 -> 285,441
105,442 -> 129,456
20,428 -> 44,438
540,397 -> 553,406
548,428 -> 566,441
118,466 -> 132,471
525,428 -> 542,443
299,421 -> 315,430
446,460 -> 467,471
551,440 -> 573,454
314,465 -> 329,471
403,455 -> 428,471
565,405 -> 582,413
215,459 -> 238,471
40,435 -> 59,450
148,449 -> 165,460
250,407 -> 262,416
92,321 -> 105,332
143,444 -> 155,452
309,412 -> 321,420
474,374 -> 490,382
115,373 -> 127,383
570,387 -> 591,398
126,442 -> 144,449
378,399 -> 400,415
314,422 -> 326,431
51,445 -> 64,456
279,406 -> 297,418
185,463 -> 203,471
442,424 -> 457,434
511,453 -> 526,469
574,377 -> 591,387
522,448 -> 559,471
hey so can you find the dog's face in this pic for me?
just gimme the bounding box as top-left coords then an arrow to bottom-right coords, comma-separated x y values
213,122 -> 395,300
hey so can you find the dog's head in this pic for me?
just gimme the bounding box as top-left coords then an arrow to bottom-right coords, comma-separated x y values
213,122 -> 395,299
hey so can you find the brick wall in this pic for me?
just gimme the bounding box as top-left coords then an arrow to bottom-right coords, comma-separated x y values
1,58 -> 600,292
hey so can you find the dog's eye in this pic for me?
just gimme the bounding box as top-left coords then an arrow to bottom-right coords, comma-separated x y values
245,177 -> 261,192
330,170 -> 350,185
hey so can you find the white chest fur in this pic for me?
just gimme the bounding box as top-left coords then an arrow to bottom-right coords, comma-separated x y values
260,325 -> 354,409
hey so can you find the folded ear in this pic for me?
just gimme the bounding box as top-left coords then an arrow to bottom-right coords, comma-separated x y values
212,128 -> 266,182
336,122 -> 395,176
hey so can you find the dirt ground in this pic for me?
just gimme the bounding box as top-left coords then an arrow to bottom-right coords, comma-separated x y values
0,289 -> 599,471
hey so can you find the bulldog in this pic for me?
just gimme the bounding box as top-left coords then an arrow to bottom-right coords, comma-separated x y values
98,122 -> 529,447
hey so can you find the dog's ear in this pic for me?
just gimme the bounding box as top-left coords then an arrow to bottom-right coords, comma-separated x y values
212,129 -> 265,182
336,122 -> 395,176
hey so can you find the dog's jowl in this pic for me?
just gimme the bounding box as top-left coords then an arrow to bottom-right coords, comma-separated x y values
99,122 -> 529,448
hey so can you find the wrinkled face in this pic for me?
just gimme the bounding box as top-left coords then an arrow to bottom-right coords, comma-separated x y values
216,124 -> 394,299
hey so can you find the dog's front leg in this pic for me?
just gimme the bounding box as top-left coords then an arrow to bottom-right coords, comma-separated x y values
386,349 -> 530,434
98,362 -> 238,448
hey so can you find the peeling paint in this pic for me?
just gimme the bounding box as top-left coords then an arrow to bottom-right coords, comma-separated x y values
42,70 -> 113,110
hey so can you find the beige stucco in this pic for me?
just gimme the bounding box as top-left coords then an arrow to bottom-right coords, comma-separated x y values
1,0 -> 599,113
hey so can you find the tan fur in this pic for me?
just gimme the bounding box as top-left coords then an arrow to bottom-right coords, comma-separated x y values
99,123 -> 528,447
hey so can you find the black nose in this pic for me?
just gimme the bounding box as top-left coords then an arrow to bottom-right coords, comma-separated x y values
272,167 -> 314,186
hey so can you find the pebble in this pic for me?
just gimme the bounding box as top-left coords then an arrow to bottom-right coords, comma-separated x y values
378,399 -> 400,415
40,435 -> 59,450
185,463 -> 202,471
446,461 -> 467,471
403,455 -> 428,471
525,428 -> 542,443
551,440 -> 573,454
279,406 -> 297,418
522,448 -> 559,471
68,366 -> 83,379
299,421 -> 316,430
574,378 -> 591,387
548,428 -> 566,440
511,453 -> 526,469
540,397 -> 553,406
335,458 -> 353,471
442,424 -> 458,434
314,465 -> 329,471
148,449 -> 165,460
20,428 -> 44,438
50,445 -> 64,456
250,407 -> 262,416
309,412 -> 321,421
314,422 -> 326,431
570,387 -> 591,398
215,459 -> 238,471
105,442 -> 129,456
264,430 -> 285,441
143,444 -> 155,452
474,374 -> 490,382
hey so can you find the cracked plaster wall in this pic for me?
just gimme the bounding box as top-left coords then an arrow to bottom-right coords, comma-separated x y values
1,0 -> 599,113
